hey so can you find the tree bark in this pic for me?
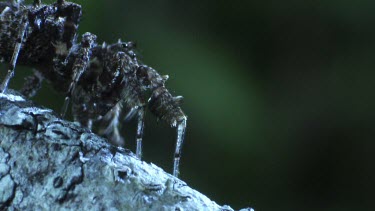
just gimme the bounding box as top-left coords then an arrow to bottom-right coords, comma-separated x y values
0,90 -> 252,211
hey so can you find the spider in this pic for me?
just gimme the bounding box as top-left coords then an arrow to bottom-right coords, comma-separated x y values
0,0 -> 187,177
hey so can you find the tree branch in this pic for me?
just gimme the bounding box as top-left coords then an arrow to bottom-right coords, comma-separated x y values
0,90 -> 252,210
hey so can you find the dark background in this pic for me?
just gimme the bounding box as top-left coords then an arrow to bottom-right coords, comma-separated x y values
3,0 -> 375,210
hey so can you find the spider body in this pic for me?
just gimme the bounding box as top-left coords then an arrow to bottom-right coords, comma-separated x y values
0,0 -> 187,177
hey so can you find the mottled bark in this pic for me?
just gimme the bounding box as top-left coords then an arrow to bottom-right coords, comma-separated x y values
0,90 -> 252,211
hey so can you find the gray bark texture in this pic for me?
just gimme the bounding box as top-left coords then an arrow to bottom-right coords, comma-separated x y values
0,90 -> 252,211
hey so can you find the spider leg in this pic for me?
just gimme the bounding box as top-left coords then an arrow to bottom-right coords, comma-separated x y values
100,102 -> 124,146
87,119 -> 93,130
20,70 -> 44,98
0,12 -> 28,93
138,65 -> 187,177
135,106 -> 145,158
124,106 -> 139,122
50,0 -> 81,72
57,0 -> 80,51
61,32 -> 96,117
173,117 -> 187,177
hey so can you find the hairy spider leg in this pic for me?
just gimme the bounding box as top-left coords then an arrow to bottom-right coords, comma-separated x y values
124,106 -> 139,121
87,118 -> 93,130
124,104 -> 146,158
0,3 -> 10,18
101,102 -> 124,146
136,106 -> 145,158
173,118 -> 187,177
140,65 -> 187,177
48,0 -> 82,75
61,32 -> 96,117
57,0 -> 81,52
0,11 -> 28,93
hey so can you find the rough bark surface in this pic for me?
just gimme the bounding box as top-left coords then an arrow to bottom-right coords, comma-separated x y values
0,90 -> 252,211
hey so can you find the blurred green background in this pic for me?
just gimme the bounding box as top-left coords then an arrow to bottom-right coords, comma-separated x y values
3,0 -> 375,210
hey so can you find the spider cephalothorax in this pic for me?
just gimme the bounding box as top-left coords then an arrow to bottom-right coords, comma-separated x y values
0,0 -> 187,177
